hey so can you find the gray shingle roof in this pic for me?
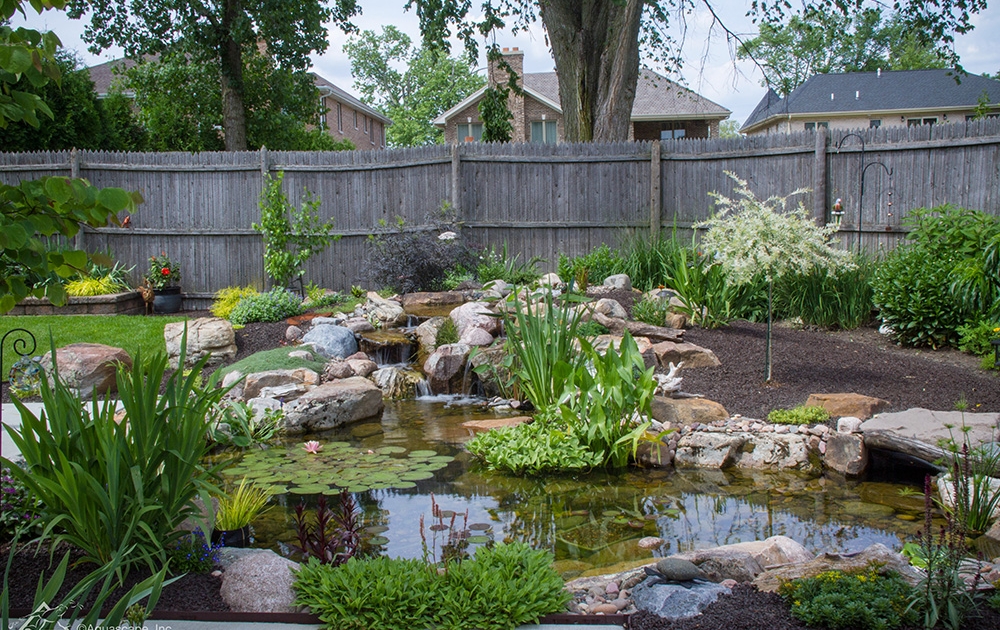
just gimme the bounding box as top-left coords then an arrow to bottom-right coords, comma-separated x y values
524,70 -> 730,119
742,69 -> 1000,131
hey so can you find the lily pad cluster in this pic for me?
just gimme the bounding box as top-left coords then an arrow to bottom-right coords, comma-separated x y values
223,443 -> 455,494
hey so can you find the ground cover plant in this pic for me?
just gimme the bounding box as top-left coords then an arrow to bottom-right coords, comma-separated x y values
292,542 -> 570,630
215,346 -> 327,380
227,287 -> 305,325
778,566 -> 917,629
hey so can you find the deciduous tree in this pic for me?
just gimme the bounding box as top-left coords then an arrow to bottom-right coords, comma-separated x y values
67,0 -> 360,150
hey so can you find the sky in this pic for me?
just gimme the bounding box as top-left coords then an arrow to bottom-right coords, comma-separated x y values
11,1 -> 1000,128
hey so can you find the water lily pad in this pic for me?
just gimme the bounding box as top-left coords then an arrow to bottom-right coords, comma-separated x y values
368,535 -> 390,546
389,481 -> 417,490
469,523 -> 492,531
400,471 -> 435,481
365,525 -> 389,534
289,486 -> 317,494
418,462 -> 450,472
429,524 -> 449,532
376,446 -> 407,455
438,510 -> 456,518
467,535 -> 492,544
408,450 -> 438,458
345,485 -> 370,493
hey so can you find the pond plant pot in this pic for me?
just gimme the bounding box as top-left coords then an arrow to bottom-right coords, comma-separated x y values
153,286 -> 182,313
211,525 -> 251,548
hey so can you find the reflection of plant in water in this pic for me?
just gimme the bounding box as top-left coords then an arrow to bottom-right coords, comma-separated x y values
420,493 -> 492,569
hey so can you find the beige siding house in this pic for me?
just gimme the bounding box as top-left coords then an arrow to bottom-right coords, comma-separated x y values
88,59 -> 390,150
741,69 -> 1000,135
433,48 -> 730,143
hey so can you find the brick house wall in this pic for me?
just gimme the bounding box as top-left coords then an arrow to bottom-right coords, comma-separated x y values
322,96 -> 387,149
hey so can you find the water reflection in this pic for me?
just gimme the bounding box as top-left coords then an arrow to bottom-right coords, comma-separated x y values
243,400 -> 925,576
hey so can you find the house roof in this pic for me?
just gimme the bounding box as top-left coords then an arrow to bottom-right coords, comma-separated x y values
433,69 -> 730,126
741,69 -> 1000,132
86,58 -> 390,125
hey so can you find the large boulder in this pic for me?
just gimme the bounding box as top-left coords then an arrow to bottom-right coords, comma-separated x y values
753,543 -> 924,593
603,274 -> 632,291
450,301 -> 498,337
415,316 -> 446,357
243,368 -> 319,401
423,343 -> 472,394
220,550 -> 299,613
302,324 -> 358,360
674,433 -> 747,469
40,343 -> 132,398
459,327 -> 495,347
281,377 -> 384,433
401,291 -> 465,318
371,367 -> 427,399
593,298 -> 628,319
631,579 -> 730,621
164,317 -> 236,368
805,392 -> 890,420
674,536 -> 812,582
652,396 -> 729,427
365,292 -> 407,327
652,341 -> 720,369
736,433 -> 818,472
824,432 -> 868,476
592,312 -> 684,343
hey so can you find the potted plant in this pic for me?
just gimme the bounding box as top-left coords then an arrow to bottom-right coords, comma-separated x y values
145,253 -> 182,313
212,477 -> 271,548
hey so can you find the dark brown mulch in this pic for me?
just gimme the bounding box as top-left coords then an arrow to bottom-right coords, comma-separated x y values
628,583 -> 1000,630
0,542 -> 229,614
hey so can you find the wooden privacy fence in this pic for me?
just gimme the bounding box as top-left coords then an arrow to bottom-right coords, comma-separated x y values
2,118 -> 998,305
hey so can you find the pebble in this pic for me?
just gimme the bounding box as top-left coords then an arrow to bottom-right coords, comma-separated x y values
590,603 -> 619,615
638,536 -> 664,550
605,581 -> 619,595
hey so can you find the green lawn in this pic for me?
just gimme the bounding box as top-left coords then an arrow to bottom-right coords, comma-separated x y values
2,315 -> 190,376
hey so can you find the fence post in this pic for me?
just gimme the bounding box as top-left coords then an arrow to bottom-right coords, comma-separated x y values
650,141 -> 661,238
71,148 -> 84,250
813,128 -> 828,225
260,146 -> 269,180
451,144 -> 461,217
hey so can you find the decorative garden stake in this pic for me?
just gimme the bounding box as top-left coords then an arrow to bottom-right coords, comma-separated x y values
835,133 -> 894,252
2,328 -> 37,425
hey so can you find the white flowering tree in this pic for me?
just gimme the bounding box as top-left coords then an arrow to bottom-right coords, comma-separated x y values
698,173 -> 852,381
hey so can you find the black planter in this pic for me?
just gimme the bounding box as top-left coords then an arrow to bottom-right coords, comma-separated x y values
152,286 -> 182,313
211,525 -> 251,548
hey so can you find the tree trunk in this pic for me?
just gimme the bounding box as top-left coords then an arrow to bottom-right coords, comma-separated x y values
765,278 -> 773,382
539,0 -> 642,142
219,0 -> 248,151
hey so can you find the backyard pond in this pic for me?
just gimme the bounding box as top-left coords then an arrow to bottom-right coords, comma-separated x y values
222,398 -> 931,579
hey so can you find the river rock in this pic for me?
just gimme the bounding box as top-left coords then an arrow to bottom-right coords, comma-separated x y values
423,343 -> 472,394
837,416 -> 863,433
281,377 -> 384,433
242,368 -> 319,401
805,392 -> 890,420
603,274 -> 632,291
652,341 -> 720,369
591,312 -> 684,343
481,279 -> 512,299
342,317 -> 376,333
285,325 -> 303,342
652,396 -> 729,427
346,358 -> 377,378
370,367 -> 427,399
401,291 -> 465,318
824,432 -> 868,476
753,543 -> 923,592
164,317 -> 237,368
415,316 -> 446,356
220,550 -> 299,613
674,433 -> 747,469
538,272 -> 562,287
365,292 -> 407,327
302,324 -> 358,360
594,298 -> 628,319
462,417 -> 531,431
631,579 -> 730,620
450,301 -> 498,337
682,536 -> 813,571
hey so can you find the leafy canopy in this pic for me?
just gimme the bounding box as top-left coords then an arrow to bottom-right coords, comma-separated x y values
345,25 -> 484,147
1,0 -> 141,313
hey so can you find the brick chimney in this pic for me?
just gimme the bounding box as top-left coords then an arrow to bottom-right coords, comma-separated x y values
488,47 -> 524,89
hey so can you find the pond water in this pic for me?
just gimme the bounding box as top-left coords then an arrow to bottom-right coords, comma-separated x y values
224,398 -> 932,579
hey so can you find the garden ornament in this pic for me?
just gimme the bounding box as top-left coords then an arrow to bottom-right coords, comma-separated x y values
643,557 -> 710,589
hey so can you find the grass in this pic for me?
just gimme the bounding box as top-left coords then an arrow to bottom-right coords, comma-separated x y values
214,346 -> 327,380
2,315 -> 188,377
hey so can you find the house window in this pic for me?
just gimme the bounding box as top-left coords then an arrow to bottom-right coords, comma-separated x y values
354,110 -> 358,129
337,103 -> 343,132
364,116 -> 369,134
908,117 -> 937,126
804,122 -> 829,131
457,122 -> 483,142
659,122 -> 686,139
869,119 -> 881,128
530,120 -> 557,143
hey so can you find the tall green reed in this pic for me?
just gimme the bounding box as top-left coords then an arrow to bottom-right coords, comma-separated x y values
775,252 -> 876,329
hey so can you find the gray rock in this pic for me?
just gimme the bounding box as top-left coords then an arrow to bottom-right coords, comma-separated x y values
40,343 -> 132,399
164,317 -> 237,368
343,317 -> 376,333
594,298 -> 628,319
754,543 -> 923,592
538,272 -> 562,287
736,433 -> 818,473
674,433 -> 747,468
365,292 -> 407,327
423,343 -> 472,394
285,325 -> 303,342
631,579 -> 730,621
450,301 -> 498,337
459,326 -> 495,347
603,274 -> 632,291
220,549 -> 300,613
346,358 -> 377,378
415,316 -> 446,356
302,324 -> 358,360
288,350 -> 315,361
676,550 -> 764,583
243,368 -> 319,401
837,416 -> 863,433
281,377 -> 384,433
825,432 -> 868,476
323,360 -> 354,380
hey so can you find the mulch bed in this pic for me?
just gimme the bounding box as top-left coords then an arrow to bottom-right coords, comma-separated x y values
4,302 -> 999,626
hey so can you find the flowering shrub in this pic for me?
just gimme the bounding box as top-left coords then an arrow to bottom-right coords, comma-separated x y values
167,530 -> 222,575
145,253 -> 180,289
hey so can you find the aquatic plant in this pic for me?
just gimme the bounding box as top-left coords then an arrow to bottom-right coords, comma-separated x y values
292,493 -> 361,566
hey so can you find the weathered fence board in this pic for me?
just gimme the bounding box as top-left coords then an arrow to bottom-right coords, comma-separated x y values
2,119 -> 998,304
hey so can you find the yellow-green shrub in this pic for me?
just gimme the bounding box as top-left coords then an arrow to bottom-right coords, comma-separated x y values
212,286 -> 259,320
65,275 -> 129,296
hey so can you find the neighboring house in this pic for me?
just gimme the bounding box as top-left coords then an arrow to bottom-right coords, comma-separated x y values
741,69 -> 1000,135
433,47 -> 730,143
87,58 -> 390,150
